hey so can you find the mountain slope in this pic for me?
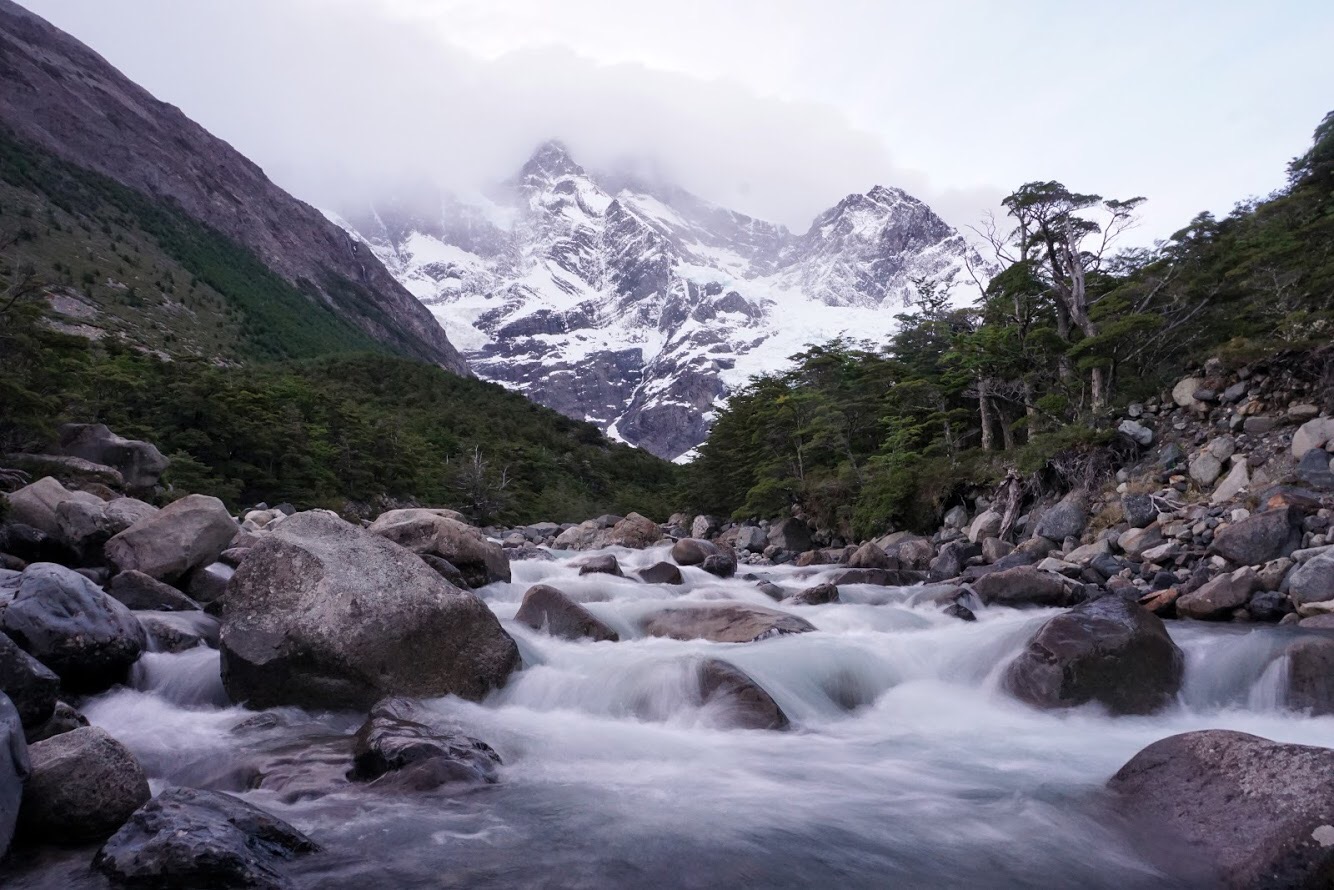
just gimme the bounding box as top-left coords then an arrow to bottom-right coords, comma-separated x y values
0,0 -> 467,373
335,141 -> 990,459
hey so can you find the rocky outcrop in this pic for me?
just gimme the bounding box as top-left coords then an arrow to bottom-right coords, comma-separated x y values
1108,730 -> 1334,887
1004,597 -> 1183,714
514,584 -> 619,642
94,788 -> 321,889
367,508 -> 510,587
20,726 -> 150,841
104,494 -> 237,583
350,698 -> 501,789
641,603 -> 815,643
221,512 -> 519,709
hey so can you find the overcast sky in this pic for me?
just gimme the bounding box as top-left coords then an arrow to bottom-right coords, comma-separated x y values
23,0 -> 1334,242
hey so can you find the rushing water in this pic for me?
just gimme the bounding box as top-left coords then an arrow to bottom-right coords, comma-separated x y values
11,543 -> 1334,888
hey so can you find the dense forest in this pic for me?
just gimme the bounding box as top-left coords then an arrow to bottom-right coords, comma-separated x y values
687,111 -> 1334,537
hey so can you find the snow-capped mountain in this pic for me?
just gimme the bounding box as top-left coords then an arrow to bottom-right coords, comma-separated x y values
329,141 -> 990,460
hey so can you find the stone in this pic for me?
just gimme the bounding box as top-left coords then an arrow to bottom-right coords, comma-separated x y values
1108,730 -> 1334,887
1,563 -> 145,692
94,788 -> 320,888
1005,596 -> 1183,714
991,536 -> 1056,570
1296,447 -> 1334,490
701,551 -> 738,578
697,658 -> 789,730
1158,442 -> 1186,468
967,510 -> 1003,544
1065,539 -> 1111,565
1211,507 -> 1301,566
1257,557 -> 1294,590
1207,435 -> 1237,461
735,526 -> 767,553
1246,590 -> 1291,622
928,540 -> 973,580
944,602 -> 976,621
942,505 -> 969,530
1289,549 -> 1334,607
846,541 -> 894,570
21,726 -> 149,842
1221,381 -> 1248,403
107,569 -> 201,611
1117,524 -> 1162,560
1117,419 -> 1154,446
514,584 -> 618,642
794,550 -> 826,567
350,698 -> 501,787
1288,404 -> 1321,422
1188,452 -> 1223,487
220,511 -> 519,710
56,423 -> 168,494
367,509 -> 510,587
1285,636 -> 1334,714
888,536 -> 934,570
829,568 -> 926,586
553,520 -> 600,550
1171,376 -> 1204,408
601,512 -> 662,549
981,537 -> 1014,564
1176,567 -> 1262,620
0,693 -> 27,859
186,561 -> 234,603
973,566 -> 1070,608
1138,586 -> 1182,616
25,700 -> 88,744
636,562 -> 684,585
784,582 -> 838,605
690,515 -> 719,540
576,554 -> 623,577
641,603 -> 815,643
1139,541 -> 1179,563
1209,459 -> 1250,505
104,494 -> 237,583
0,631 -> 59,730
3,476 -> 103,538
670,538 -> 717,566
1292,416 -> 1334,459
137,611 -> 220,653
767,518 -> 813,553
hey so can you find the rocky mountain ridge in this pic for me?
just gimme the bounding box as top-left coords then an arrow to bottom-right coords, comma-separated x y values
333,140 -> 990,458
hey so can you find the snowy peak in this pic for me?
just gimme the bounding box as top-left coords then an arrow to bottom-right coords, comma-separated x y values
332,141 -> 991,459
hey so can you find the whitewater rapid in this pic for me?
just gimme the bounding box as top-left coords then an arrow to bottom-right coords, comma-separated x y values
21,543 -> 1334,888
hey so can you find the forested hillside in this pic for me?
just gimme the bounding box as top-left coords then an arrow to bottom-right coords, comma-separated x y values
687,112 -> 1334,536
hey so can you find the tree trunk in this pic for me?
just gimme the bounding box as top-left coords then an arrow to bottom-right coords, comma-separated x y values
999,405 -> 1015,451
978,376 -> 995,452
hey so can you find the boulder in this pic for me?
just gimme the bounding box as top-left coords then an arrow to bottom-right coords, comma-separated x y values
600,512 -> 662,549
887,536 -> 934,570
1065,539 -> 1111,565
1291,416 -> 1334,459
1189,451 -> 1223,487
767,518 -> 812,553
636,562 -> 684,585
0,693 -> 26,859
696,659 -> 789,730
553,520 -> 600,550
701,550 -> 738,578
20,726 -> 149,841
846,542 -> 894,570
367,509 -> 510,587
690,515 -> 720,540
1210,459 -> 1249,505
1289,550 -> 1334,607
641,603 -> 815,643
0,631 -> 59,730
1121,493 -> 1158,529
137,611 -> 220,654
1,563 -> 145,692
1004,596 -> 1183,714
1117,419 -> 1153,446
1118,524 -> 1165,559
53,496 -> 157,564
1171,376 -> 1204,408
56,423 -> 168,493
26,701 -> 90,744
992,536 -> 1056,570
670,538 -> 717,566
576,554 -> 623,577
185,561 -> 234,604
104,494 -> 237,583
350,698 -> 501,788
1211,507 -> 1301,566
1285,636 -> 1334,715
107,569 -> 202,612
735,526 -> 767,554
942,505 -> 969,530
967,510 -> 1003,544
220,511 -> 519,710
1108,730 -> 1334,887
3,476 -> 103,538
420,553 -> 469,588
784,582 -> 838,606
514,584 -> 619,642
1033,491 -> 1089,542
1176,567 -> 1262,620
829,568 -> 926,586
981,537 -> 1015,564
972,566 -> 1070,608
1296,448 -> 1334,491
93,788 -> 320,888
0,523 -> 67,567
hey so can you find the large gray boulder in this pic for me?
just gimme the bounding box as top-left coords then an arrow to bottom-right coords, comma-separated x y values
514,584 -> 618,642
104,494 -> 237,582
736,526 -> 767,553
670,538 -> 717,566
56,423 -> 168,494
598,512 -> 662,549
972,566 -> 1070,608
641,603 -> 815,643
0,692 -> 28,860
367,508 -> 510,587
0,631 -> 59,730
767,518 -> 812,553
220,511 -> 519,710
1211,507 -> 1301,567
20,726 -> 150,842
0,563 -> 145,692
1004,596 -> 1183,715
696,658 -> 789,730
94,788 -> 320,888
847,542 -> 894,570
1032,490 -> 1089,542
54,496 -> 159,564
1176,567 -> 1262,620
3,476 -> 104,538
1285,636 -> 1334,715
1289,550 -> 1334,608
1108,730 -> 1334,887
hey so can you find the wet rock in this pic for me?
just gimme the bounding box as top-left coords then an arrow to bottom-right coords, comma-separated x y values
697,659 -> 789,730
1289,550 -> 1334,607
784,582 -> 838,606
636,562 -> 683,585
367,508 -> 510,587
1004,596 -> 1183,714
514,584 -> 619,642
944,602 -> 976,621
420,554 -> 469,588
104,494 -> 237,583
138,611 -> 221,653
1176,567 -> 1262,620
701,550 -> 738,578
670,538 -> 717,566
0,631 -> 58,730
1,563 -> 145,692
56,423 -> 168,494
576,554 -> 623,577
26,701 -> 89,744
600,512 -> 662,549
846,542 -> 894,570
221,512 -> 519,710
20,726 -> 150,841
1211,507 -> 1301,566
0,692 -> 27,859
1285,636 -> 1334,715
829,568 -> 926,586
766,518 -> 812,553
351,698 -> 501,787
1108,729 -> 1334,887
94,787 -> 320,889
1033,491 -> 1089,542
107,569 -> 201,612
972,566 -> 1070,608
641,603 -> 815,643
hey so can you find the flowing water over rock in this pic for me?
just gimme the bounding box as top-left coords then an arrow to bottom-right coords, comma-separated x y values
8,543 -> 1334,888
